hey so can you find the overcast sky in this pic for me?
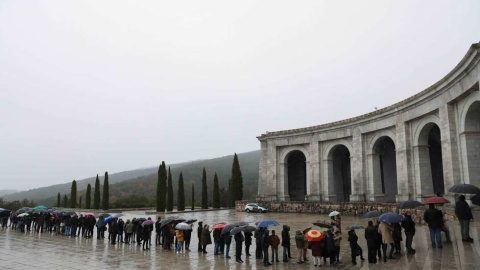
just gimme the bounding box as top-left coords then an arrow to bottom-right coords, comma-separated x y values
1,0 -> 479,190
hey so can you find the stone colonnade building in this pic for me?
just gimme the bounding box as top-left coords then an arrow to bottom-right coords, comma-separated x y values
257,42 -> 480,203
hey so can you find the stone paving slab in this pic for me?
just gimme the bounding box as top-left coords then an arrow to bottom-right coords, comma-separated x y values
1,210 -> 480,269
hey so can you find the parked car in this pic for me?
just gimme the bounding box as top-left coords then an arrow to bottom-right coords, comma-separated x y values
245,203 -> 268,213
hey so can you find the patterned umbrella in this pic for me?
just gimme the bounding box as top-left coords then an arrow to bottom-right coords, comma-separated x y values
305,230 -> 324,242
423,197 -> 450,205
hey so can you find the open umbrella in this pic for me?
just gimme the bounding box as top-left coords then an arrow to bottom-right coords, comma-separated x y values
33,209 -> 46,214
104,216 -> 113,223
233,221 -> 249,227
174,218 -> 187,224
305,230 -> 324,242
361,211 -> 383,219
112,214 -> 124,218
186,219 -> 197,224
160,219 -> 175,229
397,201 -> 423,209
313,220 -> 334,228
62,211 -> 75,216
213,224 -> 226,230
142,220 -> 154,226
243,226 -> 256,233
83,212 -> 95,217
303,227 -> 312,234
98,213 -> 111,218
329,211 -> 340,217
346,225 -> 365,230
33,205 -> 47,211
175,222 -> 192,230
15,209 -> 25,215
0,208 -> 11,213
378,213 -> 404,224
423,197 -> 450,205
18,213 -> 29,217
448,184 -> 480,194
230,226 -> 249,235
471,194 -> 480,206
256,220 -> 280,228
221,224 -> 236,235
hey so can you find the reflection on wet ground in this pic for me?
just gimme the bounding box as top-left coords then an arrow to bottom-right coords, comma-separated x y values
1,210 -> 480,269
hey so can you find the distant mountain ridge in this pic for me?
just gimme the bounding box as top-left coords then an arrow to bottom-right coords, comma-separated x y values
2,150 -> 260,205
0,190 -> 19,197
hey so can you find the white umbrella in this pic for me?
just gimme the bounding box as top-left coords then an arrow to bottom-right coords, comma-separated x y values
18,213 -> 29,217
175,222 -> 192,231
329,211 -> 340,217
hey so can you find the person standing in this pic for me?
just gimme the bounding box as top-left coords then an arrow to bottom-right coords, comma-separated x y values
117,218 -> 125,243
456,195 -> 474,242
143,218 -> 153,250
125,219 -> 133,244
365,221 -> 377,263
71,215 -> 78,237
176,229 -> 184,253
374,221 -> 383,261
295,230 -> 304,264
424,203 -> 444,248
348,229 -> 364,265
235,231 -> 244,263
201,224 -> 212,253
281,225 -> 291,262
184,224 -> 193,251
244,231 -> 253,256
255,228 -> 264,259
392,223 -> 402,254
110,218 -> 118,245
96,217 -> 105,240
262,229 -> 272,266
311,238 -> 323,267
155,217 -> 162,246
333,228 -> 342,263
224,231 -> 232,259
401,211 -> 416,254
270,230 -> 280,263
378,222 -> 395,262
162,223 -> 171,251
213,228 -> 221,255
197,221 -> 203,252
326,229 -> 336,266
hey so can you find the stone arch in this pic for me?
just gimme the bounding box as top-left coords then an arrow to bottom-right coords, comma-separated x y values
460,94 -> 480,187
413,116 -> 445,198
323,140 -> 353,202
368,133 -> 398,203
278,146 -> 310,201
367,130 -> 396,155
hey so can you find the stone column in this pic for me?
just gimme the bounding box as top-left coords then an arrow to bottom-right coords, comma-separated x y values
277,162 -> 290,201
256,140 -> 268,201
322,158 -> 336,202
350,128 -> 366,202
413,145 -> 434,200
395,122 -> 412,201
308,141 -> 322,201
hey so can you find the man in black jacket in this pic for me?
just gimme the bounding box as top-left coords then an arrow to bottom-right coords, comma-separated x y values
262,229 -> 272,266
401,211 -> 416,254
155,217 -> 162,246
364,221 -> 377,263
197,222 -> 203,252
424,203 -> 443,248
456,195 -> 474,242
281,225 -> 291,262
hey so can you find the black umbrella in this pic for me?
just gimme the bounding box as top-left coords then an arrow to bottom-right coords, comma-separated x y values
221,224 -> 236,235
313,220 -> 333,228
137,218 -> 147,223
185,219 -> 197,224
230,226 -> 248,235
15,209 -> 25,215
233,221 -> 249,227
160,219 -> 175,229
397,201 -> 423,209
448,184 -> 480,194
471,194 -> 480,206
174,218 -> 186,224
99,213 -> 111,218
361,211 -> 383,219
242,226 -> 256,233
62,211 -> 75,216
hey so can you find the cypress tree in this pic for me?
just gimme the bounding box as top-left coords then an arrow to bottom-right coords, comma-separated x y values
102,171 -> 109,210
231,153 -> 244,204
213,172 -> 220,209
177,172 -> 185,211
63,195 -> 68,208
201,168 -> 208,209
78,196 -> 82,209
156,161 -> 167,212
228,178 -> 233,207
85,184 -> 92,209
191,183 -> 195,211
70,180 -> 77,208
93,174 -> 101,209
166,167 -> 173,212
57,192 -> 61,207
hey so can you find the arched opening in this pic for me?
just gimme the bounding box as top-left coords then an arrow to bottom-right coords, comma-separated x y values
417,123 -> 445,196
332,146 -> 351,202
372,136 -> 398,202
287,150 -> 307,201
463,101 -> 480,187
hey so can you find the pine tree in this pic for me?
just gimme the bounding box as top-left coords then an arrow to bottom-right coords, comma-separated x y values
57,192 -> 61,207
167,167 -> 173,212
63,195 -> 68,208
201,168 -> 208,209
177,172 -> 185,211
93,174 -> 101,209
213,172 -> 220,209
231,153 -> 244,204
156,161 -> 167,212
70,180 -> 77,208
85,184 -> 92,209
78,196 -> 82,209
191,183 -> 195,211
102,171 -> 109,210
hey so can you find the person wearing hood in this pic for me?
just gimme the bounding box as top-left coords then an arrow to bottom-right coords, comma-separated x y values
197,221 -> 203,252
201,224 -> 212,253
401,211 -> 416,254
365,220 -> 377,263
348,229 -> 365,265
295,230 -> 305,264
262,229 -> 272,266
244,231 -> 253,257
455,195 -> 474,242
281,225 -> 291,262
235,231 -> 245,263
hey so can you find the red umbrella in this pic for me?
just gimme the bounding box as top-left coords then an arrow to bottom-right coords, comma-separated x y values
305,230 -> 325,242
423,197 -> 450,205
213,224 -> 226,230
83,212 -> 95,217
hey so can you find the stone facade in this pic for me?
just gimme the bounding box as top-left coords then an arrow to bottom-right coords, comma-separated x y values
257,42 -> 480,204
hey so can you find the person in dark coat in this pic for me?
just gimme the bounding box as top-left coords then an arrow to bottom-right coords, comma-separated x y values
455,195 -> 474,242
201,224 -> 212,253
235,231 -> 244,263
213,228 -> 222,255
197,221 -> 203,252
392,223 -> 402,254
155,216 -> 162,246
117,219 -> 125,243
224,232 -> 232,259
143,218 -> 153,250
401,211 -> 416,254
424,203 -> 444,248
184,223 -> 192,251
325,229 -> 336,266
281,225 -> 291,262
96,217 -> 105,240
255,227 -> 264,259
365,220 -> 377,263
71,215 -> 78,237
262,229 -> 272,266
36,214 -> 45,233
110,219 -> 118,244
374,221 -> 383,261
132,218 -> 138,243
348,230 -> 364,265
244,231 -> 253,256
136,221 -> 143,245
162,223 -> 171,251
87,216 -> 95,238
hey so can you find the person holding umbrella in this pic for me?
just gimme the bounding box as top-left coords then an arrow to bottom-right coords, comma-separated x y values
455,195 -> 474,242
401,211 -> 416,254
110,218 -> 118,245
424,203 -> 444,248
365,221 -> 377,263
201,224 -> 212,253
224,231 -> 232,259
176,228 -> 184,253
96,216 -> 105,240
235,230 -> 244,263
244,231 -> 253,257
378,221 -> 394,262
155,216 -> 162,246
262,229 -> 272,266
184,223 -> 193,251
348,229 -> 365,265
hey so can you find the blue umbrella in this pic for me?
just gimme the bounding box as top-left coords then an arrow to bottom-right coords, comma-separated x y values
256,219 -> 280,228
104,216 -> 113,223
378,213 -> 404,224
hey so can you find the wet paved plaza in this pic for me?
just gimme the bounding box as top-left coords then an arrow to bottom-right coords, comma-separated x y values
1,209 -> 480,270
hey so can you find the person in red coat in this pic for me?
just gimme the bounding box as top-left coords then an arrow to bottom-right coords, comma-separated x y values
311,238 -> 324,266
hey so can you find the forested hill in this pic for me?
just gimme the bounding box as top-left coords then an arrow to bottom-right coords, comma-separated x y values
2,150 -> 260,206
